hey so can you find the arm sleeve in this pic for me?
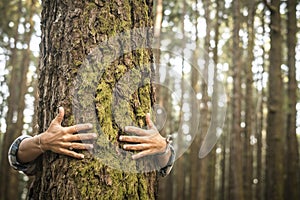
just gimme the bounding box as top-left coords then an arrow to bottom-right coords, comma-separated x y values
8,135 -> 37,176
158,144 -> 176,177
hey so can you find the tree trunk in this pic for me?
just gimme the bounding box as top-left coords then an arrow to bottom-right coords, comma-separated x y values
174,1 -> 187,199
30,1 -> 159,199
265,0 -> 285,199
229,0 -> 244,199
243,1 -> 256,200
255,7 -> 267,200
285,0 -> 300,199
0,0 -> 35,199
189,0 -> 201,199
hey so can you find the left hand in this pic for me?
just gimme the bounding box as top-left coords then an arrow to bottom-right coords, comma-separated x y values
119,113 -> 167,159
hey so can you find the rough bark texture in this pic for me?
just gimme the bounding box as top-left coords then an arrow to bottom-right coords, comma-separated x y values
265,0 -> 284,199
30,0 -> 159,199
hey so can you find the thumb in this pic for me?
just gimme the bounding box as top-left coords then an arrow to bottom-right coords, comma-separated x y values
146,113 -> 156,130
53,107 -> 64,125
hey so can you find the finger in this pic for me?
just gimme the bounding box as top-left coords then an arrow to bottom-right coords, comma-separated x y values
59,141 -> 93,150
53,107 -> 64,125
146,113 -> 158,131
123,143 -> 151,151
69,142 -> 94,150
132,149 -> 153,160
65,123 -> 93,133
55,148 -> 85,159
124,126 -> 149,136
69,133 -> 97,141
119,135 -> 148,143
145,113 -> 153,128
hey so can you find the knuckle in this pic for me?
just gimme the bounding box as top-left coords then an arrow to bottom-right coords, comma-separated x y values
57,147 -> 64,152
61,135 -> 68,142
62,128 -> 68,135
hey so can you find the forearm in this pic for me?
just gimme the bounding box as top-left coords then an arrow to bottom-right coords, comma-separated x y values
17,135 -> 44,164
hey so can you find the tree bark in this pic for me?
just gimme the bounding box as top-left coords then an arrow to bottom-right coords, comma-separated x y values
30,0 -> 159,199
0,0 -> 35,199
229,0 -> 244,199
189,0 -> 201,199
265,0 -> 285,199
285,0 -> 300,199
243,1 -> 256,200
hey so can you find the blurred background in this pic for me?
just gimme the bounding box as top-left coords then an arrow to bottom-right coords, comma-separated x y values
1,0 -> 300,200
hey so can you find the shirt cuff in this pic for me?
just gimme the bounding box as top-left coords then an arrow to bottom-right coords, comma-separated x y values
8,135 -> 36,175
158,144 -> 175,177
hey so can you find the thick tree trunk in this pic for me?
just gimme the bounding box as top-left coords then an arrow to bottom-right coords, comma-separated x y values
30,0 -> 159,199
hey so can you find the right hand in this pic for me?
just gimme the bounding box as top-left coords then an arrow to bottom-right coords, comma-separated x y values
40,107 -> 97,159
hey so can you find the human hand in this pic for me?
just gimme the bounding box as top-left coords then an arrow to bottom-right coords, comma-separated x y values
119,113 -> 168,159
40,107 -> 97,159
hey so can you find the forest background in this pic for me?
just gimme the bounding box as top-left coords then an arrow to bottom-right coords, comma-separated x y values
0,0 -> 300,200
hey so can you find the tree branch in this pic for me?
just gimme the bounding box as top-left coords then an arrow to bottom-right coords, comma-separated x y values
262,0 -> 277,12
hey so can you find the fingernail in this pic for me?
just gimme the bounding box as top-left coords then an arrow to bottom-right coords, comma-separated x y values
124,126 -> 128,131
119,136 -> 123,141
80,155 -> 85,159
87,124 -> 93,129
123,145 -> 127,149
90,144 -> 94,149
93,133 -> 97,138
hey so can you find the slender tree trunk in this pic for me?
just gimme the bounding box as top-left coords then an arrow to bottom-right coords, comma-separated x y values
212,2 -> 226,200
285,0 -> 300,199
243,1 -> 256,200
0,30 -> 21,200
30,1 -> 159,199
0,0 -> 35,199
265,0 -> 285,199
255,8 -> 267,200
229,0 -> 244,199
189,0 -> 201,199
174,1 -> 187,199
197,1 -> 212,200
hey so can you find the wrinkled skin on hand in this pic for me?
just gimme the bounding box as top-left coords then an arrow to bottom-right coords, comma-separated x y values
119,113 -> 167,160
40,107 -> 97,159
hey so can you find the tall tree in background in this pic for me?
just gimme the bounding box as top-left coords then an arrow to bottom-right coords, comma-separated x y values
201,1 -> 216,200
29,0 -> 158,199
174,1 -> 187,199
243,1 -> 256,200
229,0 -> 244,199
0,0 -> 37,199
285,0 -> 300,199
189,0 -> 201,199
254,5 -> 267,200
265,0 -> 285,199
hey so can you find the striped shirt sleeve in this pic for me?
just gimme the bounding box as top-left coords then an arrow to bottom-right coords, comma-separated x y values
8,135 -> 37,175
